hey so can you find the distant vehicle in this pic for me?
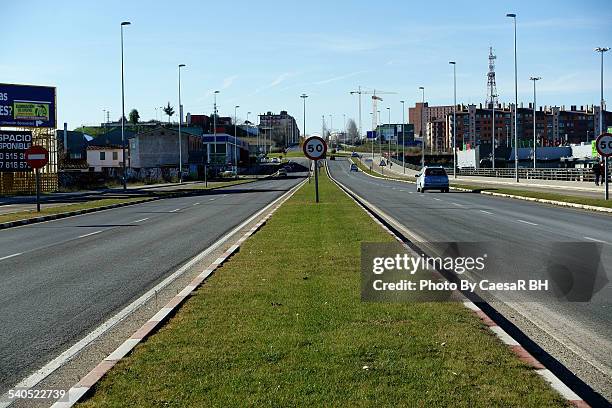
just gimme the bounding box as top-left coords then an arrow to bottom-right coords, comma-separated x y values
416,166 -> 449,193
330,155 -> 336,160
350,163 -> 359,172
271,157 -> 280,163
351,152 -> 359,157
277,168 -> 287,177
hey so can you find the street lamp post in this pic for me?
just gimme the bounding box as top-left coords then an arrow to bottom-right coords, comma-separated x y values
350,86 -> 363,140
530,77 -> 541,169
178,64 -> 186,183
213,90 -> 219,169
343,113 -> 346,147
449,62 -> 457,178
120,21 -> 131,190
234,105 -> 239,179
491,95 -> 497,170
377,110 -> 381,159
401,100 -> 406,173
419,86 -> 425,168
386,107 -> 391,162
595,47 -> 610,200
370,112 -> 374,170
507,13 -> 519,182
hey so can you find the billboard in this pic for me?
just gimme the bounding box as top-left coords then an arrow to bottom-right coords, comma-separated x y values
0,83 -> 56,128
0,130 -> 33,172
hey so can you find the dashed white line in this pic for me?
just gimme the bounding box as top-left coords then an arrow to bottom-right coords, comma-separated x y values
451,202 -> 462,206
169,208 -> 180,213
209,198 -> 216,201
193,202 -> 200,206
0,252 -> 22,261
584,236 -> 608,244
433,198 -> 441,201
479,210 -> 494,215
132,217 -> 149,223
78,230 -> 103,239
516,219 -> 538,226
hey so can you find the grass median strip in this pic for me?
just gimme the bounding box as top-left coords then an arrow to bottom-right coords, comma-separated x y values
78,170 -> 567,407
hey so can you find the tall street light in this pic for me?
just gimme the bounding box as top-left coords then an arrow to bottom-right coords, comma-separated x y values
343,113 -> 346,147
530,77 -> 541,169
449,62 -> 457,178
213,90 -> 220,167
377,110 -> 381,159
491,94 -> 498,170
419,86 -> 425,168
595,47 -> 610,200
370,112 -> 374,169
178,64 -> 186,183
350,86 -> 363,140
401,100 -> 406,173
507,12 -> 519,182
234,105 -> 240,178
386,107 -> 391,162
120,21 -> 131,190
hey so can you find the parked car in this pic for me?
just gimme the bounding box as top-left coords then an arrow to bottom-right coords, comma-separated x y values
350,163 -> 359,172
416,166 -> 449,193
277,168 -> 288,177
351,152 -> 359,157
271,157 -> 280,163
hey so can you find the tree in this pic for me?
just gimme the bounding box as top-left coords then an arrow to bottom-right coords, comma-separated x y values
163,102 -> 175,123
129,109 -> 140,125
347,118 -> 358,143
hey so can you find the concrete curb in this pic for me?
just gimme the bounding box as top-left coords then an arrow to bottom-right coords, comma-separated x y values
50,178 -> 307,408
326,163 -> 590,408
0,180 -> 258,231
356,159 -> 611,215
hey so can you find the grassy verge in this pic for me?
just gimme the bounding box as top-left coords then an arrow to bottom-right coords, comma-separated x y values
0,179 -> 254,224
78,169 -> 567,407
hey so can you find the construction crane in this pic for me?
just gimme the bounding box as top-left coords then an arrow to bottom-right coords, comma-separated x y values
349,87 -> 397,139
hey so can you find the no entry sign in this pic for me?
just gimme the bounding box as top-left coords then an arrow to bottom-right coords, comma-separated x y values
303,136 -> 327,161
25,145 -> 49,169
595,133 -> 612,157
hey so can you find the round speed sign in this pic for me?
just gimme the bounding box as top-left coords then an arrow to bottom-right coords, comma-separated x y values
303,136 -> 327,160
595,133 -> 612,157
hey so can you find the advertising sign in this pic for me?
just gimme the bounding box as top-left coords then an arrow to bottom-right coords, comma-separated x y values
0,83 -> 56,128
0,130 -> 33,172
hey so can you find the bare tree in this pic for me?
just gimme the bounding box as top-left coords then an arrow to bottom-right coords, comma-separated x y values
347,118 -> 358,143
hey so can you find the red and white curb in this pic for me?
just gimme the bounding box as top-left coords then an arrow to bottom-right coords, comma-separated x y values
326,163 -> 590,408
50,180 -> 306,408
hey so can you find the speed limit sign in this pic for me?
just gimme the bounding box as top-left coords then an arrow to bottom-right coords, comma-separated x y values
303,136 -> 327,160
596,133 -> 612,157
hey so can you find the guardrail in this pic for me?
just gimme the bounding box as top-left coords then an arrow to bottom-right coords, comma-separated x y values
453,167 -> 600,182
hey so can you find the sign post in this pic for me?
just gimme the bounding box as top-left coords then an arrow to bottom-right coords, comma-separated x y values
25,146 -> 49,212
303,136 -> 327,203
595,133 -> 612,201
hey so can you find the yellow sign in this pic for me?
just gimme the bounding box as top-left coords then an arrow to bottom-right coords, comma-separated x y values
13,101 -> 50,121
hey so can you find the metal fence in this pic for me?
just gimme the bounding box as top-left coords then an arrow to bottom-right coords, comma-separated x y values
454,167 -> 599,182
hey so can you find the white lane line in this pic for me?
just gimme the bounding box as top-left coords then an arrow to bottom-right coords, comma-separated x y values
451,202 -> 462,206
584,236 -> 608,244
132,218 -> 149,223
193,202 -> 200,206
480,210 -> 494,215
408,191 -> 414,194
78,230 -> 103,239
516,219 -> 538,226
0,252 -> 22,261
169,208 -> 180,213
433,198 -> 441,201
209,198 -> 216,201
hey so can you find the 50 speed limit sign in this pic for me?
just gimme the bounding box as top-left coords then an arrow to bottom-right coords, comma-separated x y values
596,133 -> 612,157
303,136 -> 327,160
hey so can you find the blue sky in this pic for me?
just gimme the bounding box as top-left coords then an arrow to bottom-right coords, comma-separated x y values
2,0 -> 611,134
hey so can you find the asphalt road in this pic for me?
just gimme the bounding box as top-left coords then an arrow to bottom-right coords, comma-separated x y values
0,170 -> 306,394
328,158 -> 612,397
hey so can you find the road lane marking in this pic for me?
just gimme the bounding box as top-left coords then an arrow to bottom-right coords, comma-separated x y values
516,219 -> 538,226
169,208 -> 180,213
479,210 -> 494,215
433,198 -> 441,201
451,202 -> 462,206
584,236 -> 608,244
209,198 -> 216,201
0,252 -> 22,261
132,218 -> 149,223
193,202 -> 200,206
78,230 -> 103,239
